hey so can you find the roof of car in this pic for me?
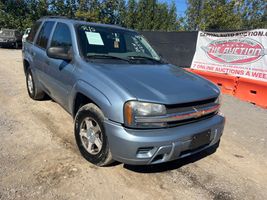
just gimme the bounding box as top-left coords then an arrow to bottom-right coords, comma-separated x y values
39,16 -> 135,32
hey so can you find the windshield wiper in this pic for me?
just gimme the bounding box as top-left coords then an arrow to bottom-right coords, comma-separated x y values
127,56 -> 164,63
87,54 -> 130,62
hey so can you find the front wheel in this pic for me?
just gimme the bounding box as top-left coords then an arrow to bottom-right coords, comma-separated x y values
74,103 -> 113,166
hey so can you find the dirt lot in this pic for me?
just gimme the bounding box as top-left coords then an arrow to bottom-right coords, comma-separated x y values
0,48 -> 266,200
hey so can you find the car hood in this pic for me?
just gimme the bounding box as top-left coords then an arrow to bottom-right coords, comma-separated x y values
94,63 -> 220,105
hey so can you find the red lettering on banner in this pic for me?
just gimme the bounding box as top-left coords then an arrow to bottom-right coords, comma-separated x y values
191,29 -> 267,82
192,62 -> 267,81
214,67 -> 244,75
252,72 -> 267,80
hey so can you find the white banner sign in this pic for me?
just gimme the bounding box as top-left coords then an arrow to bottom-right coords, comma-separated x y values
191,29 -> 267,82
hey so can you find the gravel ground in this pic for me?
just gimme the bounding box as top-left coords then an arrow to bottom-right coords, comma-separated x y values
0,48 -> 266,200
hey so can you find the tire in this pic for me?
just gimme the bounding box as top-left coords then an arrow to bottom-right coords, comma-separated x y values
74,103 -> 113,166
26,68 -> 45,100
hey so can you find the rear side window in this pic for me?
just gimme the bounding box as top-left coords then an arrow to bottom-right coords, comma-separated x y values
36,21 -> 55,49
50,22 -> 72,51
27,22 -> 41,43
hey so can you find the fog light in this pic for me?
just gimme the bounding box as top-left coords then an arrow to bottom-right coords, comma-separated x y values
136,147 -> 156,158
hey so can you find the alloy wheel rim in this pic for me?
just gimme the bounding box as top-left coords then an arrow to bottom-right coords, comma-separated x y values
79,117 -> 103,155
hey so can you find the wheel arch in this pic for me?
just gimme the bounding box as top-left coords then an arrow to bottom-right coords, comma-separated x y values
23,59 -> 30,75
70,80 -> 112,119
73,93 -> 100,117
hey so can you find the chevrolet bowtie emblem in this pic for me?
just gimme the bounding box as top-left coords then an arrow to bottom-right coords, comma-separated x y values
193,107 -> 205,118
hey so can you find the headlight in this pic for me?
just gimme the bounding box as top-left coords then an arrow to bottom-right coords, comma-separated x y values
124,101 -> 166,128
215,94 -> 221,105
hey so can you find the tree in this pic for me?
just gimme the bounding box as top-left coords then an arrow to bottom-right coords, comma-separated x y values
185,0 -> 266,31
0,0 -> 31,30
241,0 -> 267,29
100,0 -> 126,25
185,0 -> 202,30
0,0 -> 181,31
29,0 -> 49,21
152,2 -> 170,31
75,0 -> 101,22
134,0 -> 179,31
135,0 -> 146,30
49,0 -> 76,17
167,1 -> 178,31
117,0 -> 127,26
0,1 -> 8,29
124,0 -> 137,29
199,0 -> 243,30
142,0 -> 156,30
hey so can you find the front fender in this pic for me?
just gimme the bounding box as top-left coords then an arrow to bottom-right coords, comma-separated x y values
69,80 -> 112,120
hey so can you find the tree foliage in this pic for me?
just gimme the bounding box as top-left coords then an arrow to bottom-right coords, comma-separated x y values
0,0 -> 181,31
0,0 -> 266,32
185,0 -> 267,31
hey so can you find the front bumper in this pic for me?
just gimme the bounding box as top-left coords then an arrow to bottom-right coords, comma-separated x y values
105,114 -> 225,165
0,41 -> 16,47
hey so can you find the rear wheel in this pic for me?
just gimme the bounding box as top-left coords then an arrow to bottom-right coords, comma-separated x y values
26,69 -> 45,100
74,103 -> 113,166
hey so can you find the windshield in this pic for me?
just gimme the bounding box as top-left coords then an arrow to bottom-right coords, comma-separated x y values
0,29 -> 14,37
76,24 -> 162,64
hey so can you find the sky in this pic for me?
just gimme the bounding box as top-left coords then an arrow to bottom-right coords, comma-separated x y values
161,0 -> 188,16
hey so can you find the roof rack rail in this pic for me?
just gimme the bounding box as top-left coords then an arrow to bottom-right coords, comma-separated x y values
40,16 -> 69,19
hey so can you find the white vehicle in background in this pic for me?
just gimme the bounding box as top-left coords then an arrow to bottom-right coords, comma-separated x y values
22,28 -> 31,44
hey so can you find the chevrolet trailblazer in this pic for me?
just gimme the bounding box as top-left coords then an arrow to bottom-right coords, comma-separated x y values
22,16 -> 225,166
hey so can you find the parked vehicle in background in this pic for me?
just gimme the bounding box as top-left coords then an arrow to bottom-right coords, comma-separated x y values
22,28 -> 31,44
0,28 -> 22,48
22,16 -> 225,166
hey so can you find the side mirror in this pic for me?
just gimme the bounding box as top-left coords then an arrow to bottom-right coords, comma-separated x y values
47,46 -> 72,61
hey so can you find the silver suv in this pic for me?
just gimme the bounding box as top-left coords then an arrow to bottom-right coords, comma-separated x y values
22,17 -> 225,166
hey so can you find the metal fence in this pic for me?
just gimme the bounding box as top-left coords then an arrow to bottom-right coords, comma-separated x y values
141,31 -> 198,67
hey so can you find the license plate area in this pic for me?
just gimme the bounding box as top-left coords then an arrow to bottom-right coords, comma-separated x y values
190,130 -> 211,150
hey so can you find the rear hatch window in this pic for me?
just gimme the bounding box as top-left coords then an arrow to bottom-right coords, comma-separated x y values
0,30 -> 14,37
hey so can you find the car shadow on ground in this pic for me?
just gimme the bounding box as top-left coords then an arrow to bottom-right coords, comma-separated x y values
42,94 -> 52,101
123,142 -> 219,173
